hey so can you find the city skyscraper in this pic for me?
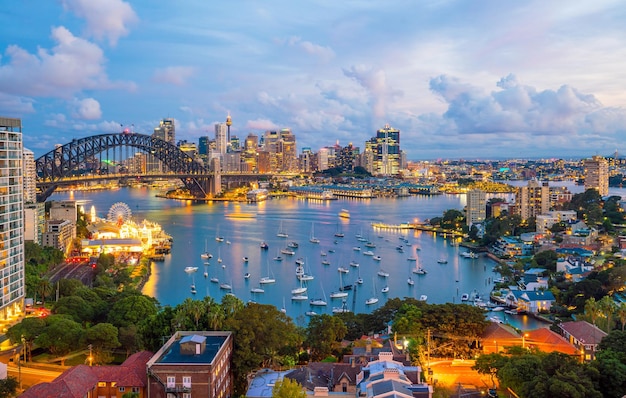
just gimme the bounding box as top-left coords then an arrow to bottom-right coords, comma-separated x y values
518,180 -> 550,221
23,147 -> 36,204
215,123 -> 228,155
153,118 -> 175,145
466,189 -> 486,226
0,117 -> 25,321
373,124 -> 400,176
584,155 -> 609,196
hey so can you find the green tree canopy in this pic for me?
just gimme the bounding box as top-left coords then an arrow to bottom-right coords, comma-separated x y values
35,315 -> 83,365
83,323 -> 121,364
272,378 -> 306,398
306,314 -> 347,360
107,294 -> 159,328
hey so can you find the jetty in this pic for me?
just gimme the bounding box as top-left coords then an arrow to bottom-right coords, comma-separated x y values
371,222 -> 466,238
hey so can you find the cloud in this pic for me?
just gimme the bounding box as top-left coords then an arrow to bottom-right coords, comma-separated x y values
0,92 -> 35,114
284,36 -> 335,62
428,74 -> 625,138
343,65 -> 403,124
61,0 -> 138,46
72,97 -> 102,120
246,118 -> 278,131
0,26 -> 131,98
152,66 -> 197,86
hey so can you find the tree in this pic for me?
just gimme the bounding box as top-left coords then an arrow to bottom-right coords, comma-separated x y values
107,294 -> 159,328
35,315 -> 83,365
306,314 -> 347,360
224,304 -> 302,396
6,317 -> 46,362
598,295 -> 617,332
0,377 -> 18,398
584,297 -> 601,326
617,302 -> 626,331
272,378 -> 306,398
473,353 -> 507,388
36,278 -> 53,306
53,296 -> 95,323
533,250 -> 558,272
138,306 -> 176,352
83,323 -> 120,364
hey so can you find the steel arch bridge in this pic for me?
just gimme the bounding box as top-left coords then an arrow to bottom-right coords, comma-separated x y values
36,132 -> 212,202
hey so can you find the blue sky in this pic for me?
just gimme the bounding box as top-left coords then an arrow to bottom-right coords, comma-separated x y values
2,1 -> 626,160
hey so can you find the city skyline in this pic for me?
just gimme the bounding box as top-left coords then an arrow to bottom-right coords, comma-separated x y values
2,1 -> 626,159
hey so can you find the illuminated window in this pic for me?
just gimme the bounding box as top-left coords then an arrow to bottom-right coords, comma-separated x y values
97,382 -> 106,387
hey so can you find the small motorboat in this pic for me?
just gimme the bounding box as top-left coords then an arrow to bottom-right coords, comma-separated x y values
381,286 -> 389,293
244,273 -> 251,279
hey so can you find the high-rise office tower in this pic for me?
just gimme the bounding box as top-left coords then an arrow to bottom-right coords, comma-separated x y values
584,156 -> 609,197
0,117 -> 25,320
198,136 -> 210,156
466,189 -> 486,226
215,123 -> 228,155
373,124 -> 400,176
153,118 -> 175,145
518,180 -> 550,221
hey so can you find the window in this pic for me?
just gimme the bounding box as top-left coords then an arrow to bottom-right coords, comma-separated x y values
167,376 -> 175,388
183,394 -> 191,398
97,382 -> 106,387
132,387 -> 140,393
118,387 -> 125,392
183,376 -> 191,388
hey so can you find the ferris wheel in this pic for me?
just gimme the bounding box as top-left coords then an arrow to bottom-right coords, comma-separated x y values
107,202 -> 132,225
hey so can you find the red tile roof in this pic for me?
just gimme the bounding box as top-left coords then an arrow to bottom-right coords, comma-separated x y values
526,328 -> 578,355
19,351 -> 153,398
559,321 -> 607,345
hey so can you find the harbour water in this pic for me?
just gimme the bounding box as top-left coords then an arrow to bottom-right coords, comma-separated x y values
50,186 -> 586,330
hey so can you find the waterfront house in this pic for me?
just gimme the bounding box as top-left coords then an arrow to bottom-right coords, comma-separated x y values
20,351 -> 153,398
481,322 -> 521,354
504,290 -> 555,314
557,321 -> 607,361
524,328 -> 578,356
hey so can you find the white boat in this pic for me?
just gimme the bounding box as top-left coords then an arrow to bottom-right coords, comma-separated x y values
291,294 -> 309,301
353,246 -> 361,251
322,259 -> 330,265
377,270 -> 389,277
291,283 -> 307,295
277,220 -> 288,238
461,293 -> 470,301
295,265 -> 305,277
273,250 -> 283,262
504,309 -> 519,315
287,241 -> 299,249
243,257 -> 249,263
281,298 -> 286,314
407,277 -> 415,286
337,267 -> 349,273
250,286 -> 265,294
437,259 -> 448,264
365,297 -> 379,305
310,283 -> 327,306
407,257 -> 417,261
281,248 -> 295,255
419,295 -> 428,302
259,261 -> 276,284
244,272 -> 251,279
260,241 -> 269,250
412,267 -> 427,275
309,223 -> 320,244
489,316 -> 503,324
298,274 -> 314,281
210,276 -> 219,283
339,209 -> 350,219
357,277 -> 364,284
204,271 -> 208,278
184,266 -> 198,273
330,272 -> 349,299
200,238 -> 212,260
334,224 -> 345,238
220,282 -> 232,290
295,258 -> 305,266
320,250 -> 327,256
364,241 -> 376,248
373,255 -> 382,261
363,250 -> 374,256
190,284 -> 196,294
460,251 -> 478,259
492,306 -> 505,312
349,260 -> 360,267
305,311 -> 318,316
215,225 -> 224,242
332,307 -> 351,313
217,248 -> 222,263
381,286 -> 389,293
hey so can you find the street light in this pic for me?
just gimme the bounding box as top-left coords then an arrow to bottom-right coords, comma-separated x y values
522,333 -> 529,349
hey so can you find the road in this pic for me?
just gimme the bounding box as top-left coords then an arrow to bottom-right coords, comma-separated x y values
7,364 -> 61,391
47,260 -> 95,286
427,359 -> 494,391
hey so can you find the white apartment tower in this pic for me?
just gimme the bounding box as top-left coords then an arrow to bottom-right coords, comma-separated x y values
466,189 -> 486,226
23,148 -> 36,204
584,156 -> 609,197
0,117 -> 25,320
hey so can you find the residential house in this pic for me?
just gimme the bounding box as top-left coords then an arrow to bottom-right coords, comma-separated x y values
504,290 -> 555,314
20,351 -> 153,398
557,321 -> 607,361
356,352 -> 432,398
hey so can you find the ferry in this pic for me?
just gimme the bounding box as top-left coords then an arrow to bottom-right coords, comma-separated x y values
338,209 -> 351,219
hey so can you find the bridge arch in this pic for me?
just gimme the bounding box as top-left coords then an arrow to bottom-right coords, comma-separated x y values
36,132 -> 211,202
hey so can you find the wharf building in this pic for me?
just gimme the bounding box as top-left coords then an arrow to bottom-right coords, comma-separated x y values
584,155 -> 609,197
0,116 -> 25,322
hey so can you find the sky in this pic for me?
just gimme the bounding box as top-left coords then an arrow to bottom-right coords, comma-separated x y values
2,1 -> 626,160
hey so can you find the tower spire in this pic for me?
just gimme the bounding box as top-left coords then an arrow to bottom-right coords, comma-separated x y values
226,112 -> 232,144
